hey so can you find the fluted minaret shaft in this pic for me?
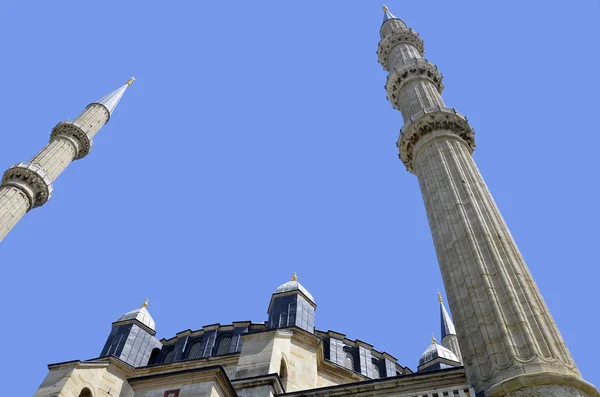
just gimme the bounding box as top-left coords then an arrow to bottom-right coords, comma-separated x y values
0,79 -> 133,242
378,8 -> 598,397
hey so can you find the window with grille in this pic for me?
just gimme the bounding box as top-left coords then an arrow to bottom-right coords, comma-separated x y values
163,348 -> 175,363
187,341 -> 203,360
371,359 -> 381,379
343,348 -> 355,371
215,335 -> 232,355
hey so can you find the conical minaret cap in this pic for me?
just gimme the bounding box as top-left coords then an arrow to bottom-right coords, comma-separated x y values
382,5 -> 398,22
91,77 -> 134,122
439,292 -> 456,339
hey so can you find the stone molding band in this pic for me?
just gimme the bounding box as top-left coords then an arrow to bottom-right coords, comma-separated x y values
377,28 -> 425,70
50,120 -> 94,160
397,107 -> 476,173
386,59 -> 444,110
486,373 -> 600,397
1,162 -> 54,210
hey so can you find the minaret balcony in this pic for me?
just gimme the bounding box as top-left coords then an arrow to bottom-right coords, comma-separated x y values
50,120 -> 94,160
386,59 -> 444,110
377,28 -> 424,70
1,162 -> 53,209
397,106 -> 475,173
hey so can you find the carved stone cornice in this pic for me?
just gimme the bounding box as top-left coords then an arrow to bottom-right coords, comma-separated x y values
386,59 -> 443,110
397,107 -> 475,173
50,120 -> 94,160
377,28 -> 424,70
1,162 -> 53,209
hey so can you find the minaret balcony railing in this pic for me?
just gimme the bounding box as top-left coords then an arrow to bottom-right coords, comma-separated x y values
1,162 -> 53,210
397,106 -> 475,172
50,120 -> 94,160
386,59 -> 444,110
378,28 -> 424,70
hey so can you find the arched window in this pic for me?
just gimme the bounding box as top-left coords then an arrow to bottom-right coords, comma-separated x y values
371,358 -> 381,379
215,335 -> 232,355
148,348 -> 161,365
163,347 -> 175,363
187,341 -> 203,360
279,357 -> 288,390
343,347 -> 356,371
79,388 -> 93,397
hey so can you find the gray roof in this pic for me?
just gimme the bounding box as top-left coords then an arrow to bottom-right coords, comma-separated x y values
91,77 -> 134,120
440,300 -> 456,339
116,306 -> 155,331
275,280 -> 315,304
419,343 -> 460,366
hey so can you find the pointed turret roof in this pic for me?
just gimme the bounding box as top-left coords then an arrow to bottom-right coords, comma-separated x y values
92,77 -> 135,121
115,298 -> 156,331
439,292 -> 456,339
382,5 -> 398,22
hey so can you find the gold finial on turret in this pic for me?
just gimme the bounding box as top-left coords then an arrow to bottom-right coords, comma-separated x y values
438,291 -> 443,303
383,4 -> 389,12
126,76 -> 135,86
432,334 -> 437,344
292,272 -> 298,281
142,298 -> 149,308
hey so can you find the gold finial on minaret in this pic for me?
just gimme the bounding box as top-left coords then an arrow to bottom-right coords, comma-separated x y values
438,291 -> 443,303
383,4 -> 389,12
432,334 -> 437,344
142,298 -> 149,308
291,272 -> 298,281
126,76 -> 135,86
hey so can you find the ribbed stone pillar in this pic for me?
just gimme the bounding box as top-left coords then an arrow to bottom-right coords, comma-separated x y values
377,7 -> 598,397
0,80 -> 132,243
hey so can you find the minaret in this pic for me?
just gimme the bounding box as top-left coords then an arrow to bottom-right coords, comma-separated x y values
438,292 -> 461,363
377,6 -> 598,397
0,78 -> 134,242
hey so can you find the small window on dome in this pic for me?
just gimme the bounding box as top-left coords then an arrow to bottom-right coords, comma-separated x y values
371,358 -> 381,379
187,341 -> 203,360
163,348 -> 175,363
343,347 -> 356,371
215,335 -> 232,355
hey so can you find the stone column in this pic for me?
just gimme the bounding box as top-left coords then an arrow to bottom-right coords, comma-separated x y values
377,8 -> 598,397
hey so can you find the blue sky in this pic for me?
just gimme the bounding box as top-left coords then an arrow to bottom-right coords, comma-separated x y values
0,0 -> 598,394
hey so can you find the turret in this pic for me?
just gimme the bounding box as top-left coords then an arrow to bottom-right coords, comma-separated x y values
0,78 -> 134,242
267,273 -> 316,333
438,292 -> 461,362
100,299 -> 162,367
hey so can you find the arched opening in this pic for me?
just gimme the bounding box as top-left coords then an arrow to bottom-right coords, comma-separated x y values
148,347 -> 161,365
162,346 -> 175,363
343,346 -> 356,371
79,387 -> 93,397
187,340 -> 203,360
371,358 -> 381,379
279,357 -> 288,391
214,334 -> 232,355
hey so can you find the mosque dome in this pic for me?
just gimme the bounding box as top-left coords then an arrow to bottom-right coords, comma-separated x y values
419,339 -> 460,367
115,299 -> 155,331
274,273 -> 315,304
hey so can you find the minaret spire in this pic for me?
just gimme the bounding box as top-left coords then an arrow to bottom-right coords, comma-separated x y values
377,10 -> 597,397
92,77 -> 134,120
438,293 -> 461,362
0,79 -> 133,242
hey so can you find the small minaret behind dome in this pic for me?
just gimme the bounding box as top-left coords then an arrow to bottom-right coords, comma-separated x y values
267,272 -> 316,333
438,292 -> 462,363
0,78 -> 134,243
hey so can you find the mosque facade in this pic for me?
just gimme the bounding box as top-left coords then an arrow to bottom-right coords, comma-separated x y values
0,6 -> 596,397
